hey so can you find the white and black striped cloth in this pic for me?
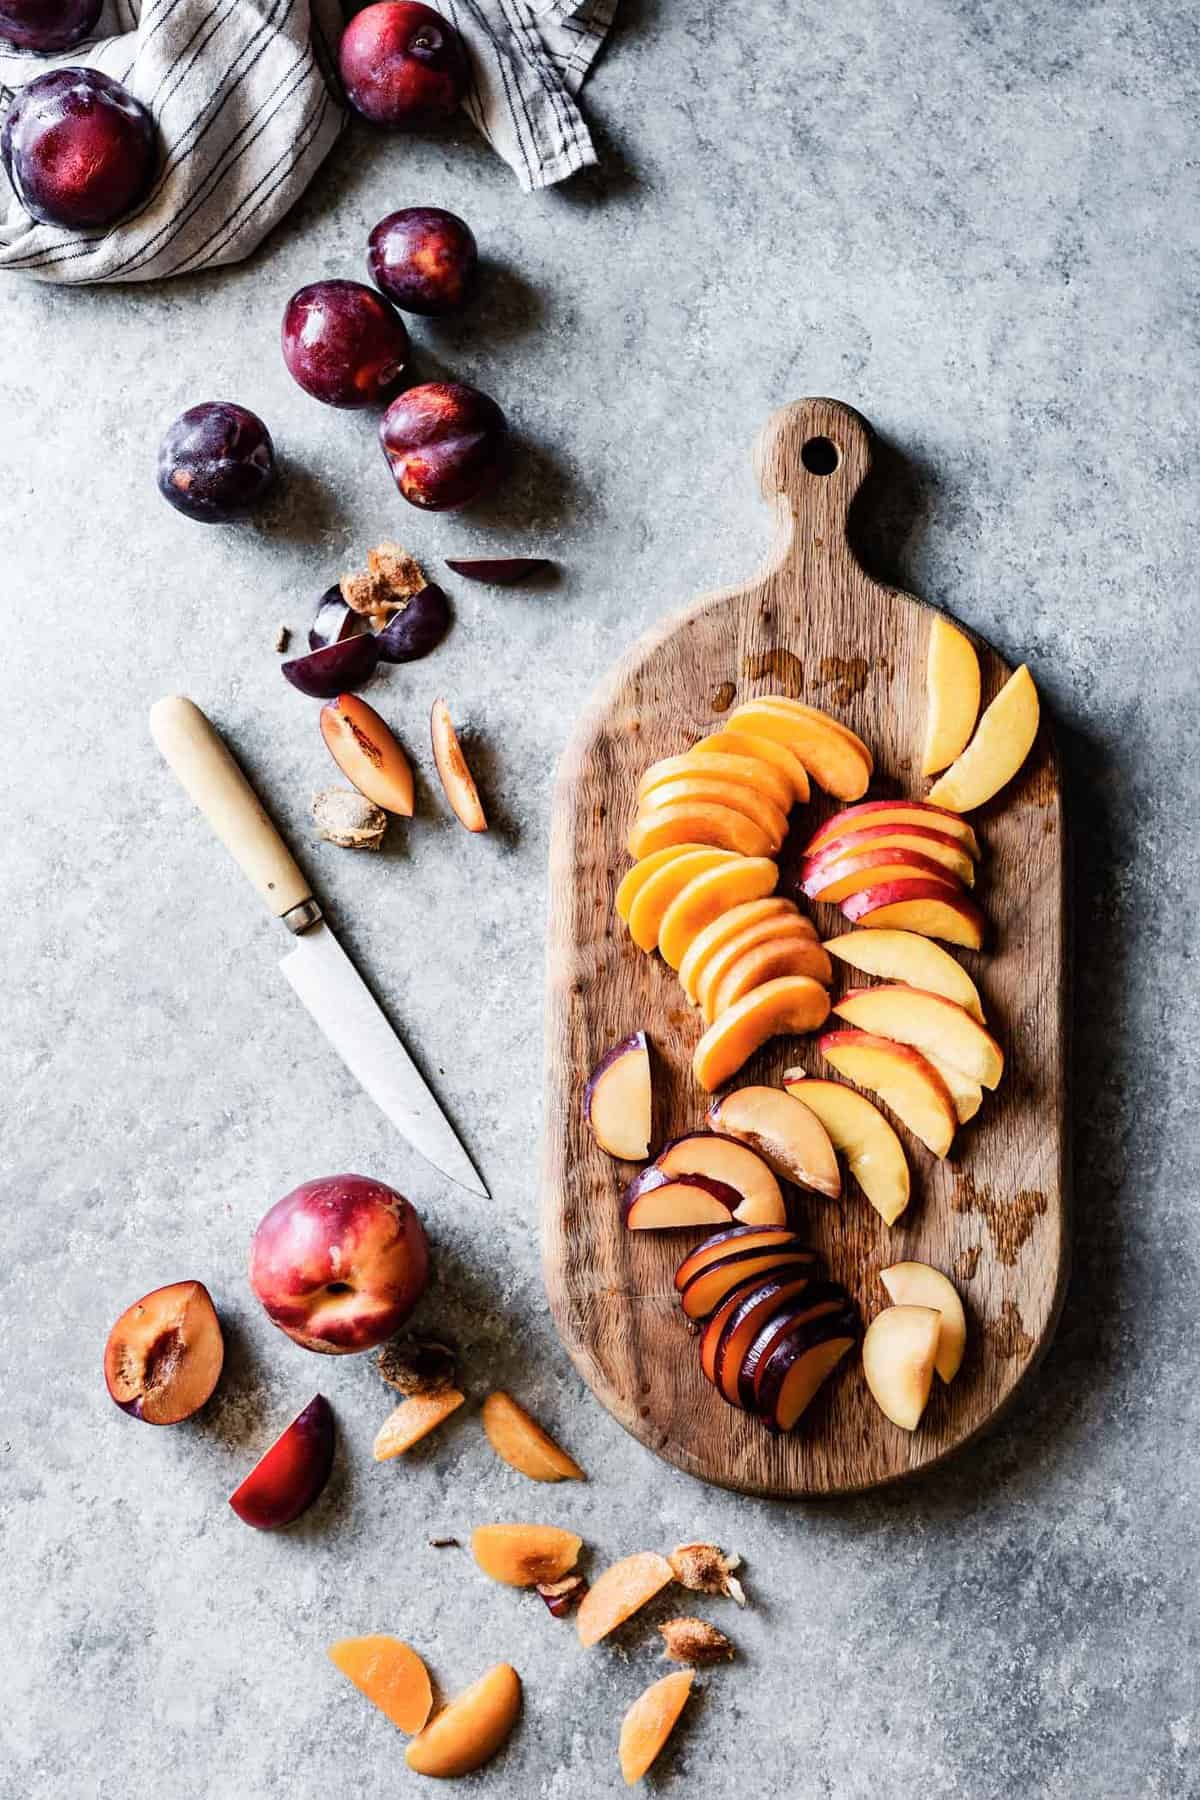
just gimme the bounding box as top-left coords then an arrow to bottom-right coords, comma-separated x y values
0,0 -> 617,284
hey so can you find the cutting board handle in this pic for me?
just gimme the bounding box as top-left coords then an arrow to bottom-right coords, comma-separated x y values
754,397 -> 873,562
149,695 -> 317,931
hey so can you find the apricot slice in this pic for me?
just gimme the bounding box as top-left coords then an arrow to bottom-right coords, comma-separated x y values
692,976 -> 831,1092
470,1523 -> 582,1587
619,1669 -> 694,1785
373,1388 -> 465,1460
695,917 -> 827,1022
626,848 -> 739,952
922,615 -> 981,776
321,694 -> 415,816
328,1635 -> 433,1734
577,1551 -> 675,1647
405,1663 -> 522,1777
657,857 -> 779,970
628,801 -> 774,861
688,728 -> 810,803
481,1392 -> 585,1483
615,845 -> 709,922
705,935 -> 834,1023
640,774 -> 789,850
678,897 -> 814,1002
823,929 -> 985,1022
727,699 -> 871,799
431,698 -> 487,832
927,664 -> 1040,812
638,750 -> 794,816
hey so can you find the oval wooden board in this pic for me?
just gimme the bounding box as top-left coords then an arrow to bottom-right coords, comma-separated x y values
542,398 -> 1068,1497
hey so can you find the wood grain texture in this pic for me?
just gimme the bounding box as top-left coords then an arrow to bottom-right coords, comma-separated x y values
542,398 -> 1068,1497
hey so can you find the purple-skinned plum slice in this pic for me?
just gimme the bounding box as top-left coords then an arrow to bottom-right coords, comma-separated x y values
583,1031 -> 652,1161
754,1305 -> 859,1432
652,1131 -> 784,1224
282,633 -> 381,698
672,1224 -> 802,1294
375,584 -> 451,662
229,1395 -> 335,1528
678,1247 -> 818,1323
444,557 -> 552,585
321,695 -> 415,816
310,585 -> 369,652
104,1281 -> 224,1425
621,1170 -> 742,1231
736,1283 -> 854,1413
701,1273 -> 821,1402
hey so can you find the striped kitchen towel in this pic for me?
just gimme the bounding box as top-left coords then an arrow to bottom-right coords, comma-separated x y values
0,0 -> 617,284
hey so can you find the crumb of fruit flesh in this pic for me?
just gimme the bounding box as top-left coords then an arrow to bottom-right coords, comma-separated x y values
537,1574 -> 587,1617
312,787 -> 388,850
659,1616 -> 734,1666
373,1387 -> 465,1458
274,623 -> 290,652
375,1335 -> 457,1395
404,1662 -> 521,1779
576,1551 -> 675,1647
481,1390 -> 585,1482
668,1543 -> 746,1605
470,1522 -> 582,1587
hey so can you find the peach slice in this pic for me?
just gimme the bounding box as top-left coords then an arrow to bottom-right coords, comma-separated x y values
657,857 -> 779,970
628,802 -> 774,861
704,936 -> 835,1023
626,848 -> 739,952
693,976 -> 831,1092
471,1523 -> 582,1587
781,1075 -> 910,1225
801,849 -> 962,906
880,1263 -> 966,1383
577,1551 -> 675,1647
861,1305 -> 941,1430
619,1669 -> 694,1785
927,664 -> 1040,812
328,1635 -> 433,1734
615,845 -> 709,922
823,929 -> 985,1023
373,1388 -> 465,1459
808,823 -> 977,887
430,698 -> 487,832
727,699 -> 871,799
708,1085 -> 840,1198
922,1049 -> 983,1124
638,751 -> 794,816
655,1133 -> 784,1222
639,773 -> 788,851
819,1029 -> 957,1158
806,800 -> 980,859
104,1280 -> 224,1426
922,615 -> 981,776
405,1663 -> 521,1777
832,985 -> 1004,1088
481,1392 -> 584,1482
688,729 -> 811,803
840,879 -> 986,950
321,694 -> 415,816
584,1031 -> 653,1160
679,897 -> 815,1004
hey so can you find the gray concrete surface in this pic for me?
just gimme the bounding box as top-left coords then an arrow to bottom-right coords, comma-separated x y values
2,2 -> 1198,1795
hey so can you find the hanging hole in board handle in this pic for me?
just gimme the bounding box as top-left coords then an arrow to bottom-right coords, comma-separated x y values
801,435 -> 840,476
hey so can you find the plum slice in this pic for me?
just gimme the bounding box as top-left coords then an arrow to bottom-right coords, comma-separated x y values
283,633 -> 381,698
703,1273 -> 823,1404
672,1224 -> 800,1293
755,1315 -> 859,1433
678,1246 -> 818,1323
430,697 -> 487,832
735,1283 -> 853,1413
620,1169 -> 741,1230
104,1280 -> 224,1425
229,1394 -> 335,1529
321,694 -> 415,816
583,1031 -> 652,1161
310,585 -> 369,652
444,557 -> 552,584
653,1131 -> 783,1224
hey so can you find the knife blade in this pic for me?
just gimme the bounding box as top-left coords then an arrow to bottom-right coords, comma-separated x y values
149,694 -> 488,1198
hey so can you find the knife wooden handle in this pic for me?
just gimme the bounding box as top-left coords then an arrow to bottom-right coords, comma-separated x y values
150,696 -> 315,927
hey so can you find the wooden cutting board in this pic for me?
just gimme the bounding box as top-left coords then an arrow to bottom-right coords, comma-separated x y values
542,397 -> 1068,1497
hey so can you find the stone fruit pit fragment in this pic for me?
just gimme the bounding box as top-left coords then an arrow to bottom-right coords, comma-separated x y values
659,1617 -> 734,1666
312,787 -> 388,850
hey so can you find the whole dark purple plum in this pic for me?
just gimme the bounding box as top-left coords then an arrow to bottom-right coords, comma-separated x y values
0,0 -> 101,51
281,280 -> 409,410
379,381 -> 507,511
1,67 -> 157,229
157,403 -> 276,524
338,2 -> 467,129
368,206 -> 477,316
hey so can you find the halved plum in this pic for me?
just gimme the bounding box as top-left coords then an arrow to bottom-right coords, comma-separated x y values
707,1086 -> 841,1199
679,1245 -> 818,1323
321,694 -> 415,816
704,1274 -> 824,1405
620,1170 -> 741,1230
672,1224 -> 800,1293
653,1131 -> 783,1224
283,633 -> 381,698
104,1280 -> 224,1425
735,1282 -> 851,1412
229,1394 -> 335,1529
310,585 -> 370,652
755,1309 -> 859,1433
584,1031 -> 652,1161
375,585 -> 451,662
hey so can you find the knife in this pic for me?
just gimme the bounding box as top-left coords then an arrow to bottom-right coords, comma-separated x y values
149,694 -> 488,1199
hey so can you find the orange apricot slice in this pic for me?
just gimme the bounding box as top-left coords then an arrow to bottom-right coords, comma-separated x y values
678,897 -> 814,1002
373,1388 -> 465,1460
657,857 -> 779,970
615,845 -> 710,922
619,1669 -> 694,1785
639,751 -> 794,816
577,1551 -> 675,1648
695,917 -> 827,1022
692,975 -> 832,1092
688,729 -> 810,803
704,935 -> 834,1024
640,774 -> 789,851
481,1392 -> 585,1483
328,1635 -> 433,1734
727,699 -> 871,799
405,1663 -> 521,1777
628,801 -> 773,860
471,1522 -> 582,1587
626,848 -> 739,952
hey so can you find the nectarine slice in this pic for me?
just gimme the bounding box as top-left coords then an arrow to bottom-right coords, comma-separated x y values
688,728 -> 811,803
808,823 -> 977,886
405,1663 -> 521,1777
802,850 -> 962,906
922,1049 -> 983,1124
615,845 -> 709,922
230,1394 -> 334,1529
104,1280 -> 224,1426
754,695 -> 875,769
922,615 -> 981,776
708,1085 -> 840,1198
819,1029 -> 957,1158
823,929 -> 985,1022
638,751 -> 794,816
781,1075 -> 910,1225
679,897 -> 814,1003
321,694 -> 414,816
692,976 -> 831,1091
577,1551 -> 675,1648
655,1133 -> 784,1223
840,879 -> 986,950
832,985 -> 1004,1088
806,800 -> 980,859
705,935 -> 835,1023
431,698 -> 487,831
880,1262 -> 966,1383
328,1635 -> 433,1734
481,1392 -> 584,1482
861,1305 -> 941,1430
626,848 -> 739,952
373,1388 -> 465,1459
927,663 -> 1040,812
471,1523 -> 582,1587
656,857 -> 779,970
628,802 -> 774,861
639,773 -> 788,851
727,699 -> 871,799
618,1669 -> 693,1785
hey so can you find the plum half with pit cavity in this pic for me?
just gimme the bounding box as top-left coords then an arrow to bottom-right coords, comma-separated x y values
309,585 -> 369,652
103,1280 -> 224,1425
229,1395 -> 335,1529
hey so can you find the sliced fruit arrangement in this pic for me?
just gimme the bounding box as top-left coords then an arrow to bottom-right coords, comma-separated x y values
799,800 -> 985,949
621,1129 -> 790,1228
823,929 -> 985,1022
820,1030 -> 957,1158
